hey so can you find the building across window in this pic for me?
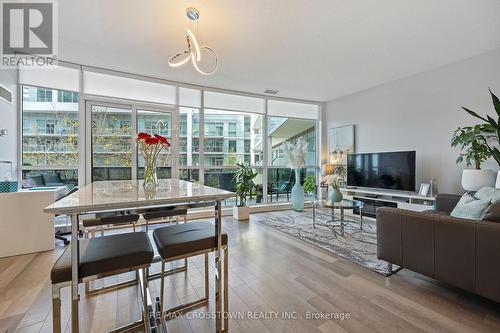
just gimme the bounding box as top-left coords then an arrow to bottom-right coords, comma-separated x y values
57,90 -> 79,103
21,86 -> 79,188
37,88 -> 53,102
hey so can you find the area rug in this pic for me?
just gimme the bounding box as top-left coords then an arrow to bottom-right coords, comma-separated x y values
255,209 -> 397,276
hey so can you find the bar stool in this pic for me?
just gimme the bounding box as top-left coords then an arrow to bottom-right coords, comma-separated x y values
85,212 -> 139,238
142,207 -> 189,278
83,214 -> 142,295
152,221 -> 229,330
141,207 -> 188,228
50,215 -> 154,333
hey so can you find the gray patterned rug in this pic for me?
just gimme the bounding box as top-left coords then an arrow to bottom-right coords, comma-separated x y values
255,209 -> 395,276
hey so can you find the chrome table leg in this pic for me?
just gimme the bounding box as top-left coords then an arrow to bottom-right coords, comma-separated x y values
70,213 -> 79,332
215,200 -> 223,333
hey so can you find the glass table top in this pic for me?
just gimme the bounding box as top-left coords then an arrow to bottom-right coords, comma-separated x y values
315,199 -> 364,209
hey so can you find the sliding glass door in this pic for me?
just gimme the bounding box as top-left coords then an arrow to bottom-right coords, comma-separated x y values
89,103 -> 133,181
137,109 -> 174,179
86,100 -> 178,183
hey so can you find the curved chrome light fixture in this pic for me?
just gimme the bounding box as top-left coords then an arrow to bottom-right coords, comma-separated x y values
168,8 -> 218,75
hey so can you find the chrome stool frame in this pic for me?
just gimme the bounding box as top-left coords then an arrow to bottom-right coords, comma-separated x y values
52,265 -> 150,333
83,214 -> 141,296
51,214 -> 153,333
142,207 -> 189,279
158,245 -> 229,331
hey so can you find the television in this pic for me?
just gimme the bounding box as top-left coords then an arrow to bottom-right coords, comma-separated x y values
347,151 -> 416,191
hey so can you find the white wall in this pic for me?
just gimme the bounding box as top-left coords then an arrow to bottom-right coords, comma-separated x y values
325,48 -> 500,194
0,69 -> 18,180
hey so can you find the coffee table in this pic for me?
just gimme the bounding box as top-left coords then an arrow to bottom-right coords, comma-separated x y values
312,199 -> 364,237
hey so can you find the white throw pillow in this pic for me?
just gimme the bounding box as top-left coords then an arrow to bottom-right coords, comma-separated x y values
475,186 -> 500,203
450,193 -> 491,220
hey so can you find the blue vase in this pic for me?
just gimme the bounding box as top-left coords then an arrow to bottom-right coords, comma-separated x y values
292,168 -> 304,211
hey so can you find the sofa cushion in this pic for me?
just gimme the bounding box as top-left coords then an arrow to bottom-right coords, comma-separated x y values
42,173 -> 64,186
28,175 -> 45,186
450,193 -> 490,220
475,186 -> 500,203
482,202 -> 500,223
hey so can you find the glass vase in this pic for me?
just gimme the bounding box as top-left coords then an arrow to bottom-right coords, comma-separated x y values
291,168 -> 304,211
143,157 -> 158,190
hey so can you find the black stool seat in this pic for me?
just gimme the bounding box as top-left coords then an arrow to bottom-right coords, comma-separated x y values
153,221 -> 228,259
51,232 -> 154,284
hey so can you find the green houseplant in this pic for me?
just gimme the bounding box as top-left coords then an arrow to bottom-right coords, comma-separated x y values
233,163 -> 257,220
461,89 -> 500,167
303,176 -> 316,195
453,89 -> 500,190
451,125 -> 491,169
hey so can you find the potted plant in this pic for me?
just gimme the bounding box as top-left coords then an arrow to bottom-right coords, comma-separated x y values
233,163 -> 257,220
283,138 -> 309,211
453,89 -> 500,190
303,176 -> 316,196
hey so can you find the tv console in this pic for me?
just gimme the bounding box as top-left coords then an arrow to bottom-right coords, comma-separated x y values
340,187 -> 435,218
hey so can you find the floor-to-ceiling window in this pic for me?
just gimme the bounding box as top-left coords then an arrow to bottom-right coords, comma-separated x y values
91,104 -> 133,181
137,109 -> 173,179
19,67 -> 320,208
266,100 -> 319,203
202,91 -> 265,206
21,85 -> 79,187
179,87 -> 201,182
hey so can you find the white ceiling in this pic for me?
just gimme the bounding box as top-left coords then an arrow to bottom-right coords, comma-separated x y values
59,0 -> 500,102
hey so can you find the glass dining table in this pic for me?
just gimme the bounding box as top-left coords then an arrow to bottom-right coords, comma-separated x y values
312,199 -> 364,237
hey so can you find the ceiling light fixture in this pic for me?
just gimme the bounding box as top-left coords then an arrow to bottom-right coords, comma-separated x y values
168,8 -> 218,75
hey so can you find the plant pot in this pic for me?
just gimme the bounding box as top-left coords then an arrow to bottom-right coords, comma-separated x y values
233,205 -> 250,221
496,171 -> 500,189
291,168 -> 304,211
328,185 -> 343,204
461,169 -> 496,191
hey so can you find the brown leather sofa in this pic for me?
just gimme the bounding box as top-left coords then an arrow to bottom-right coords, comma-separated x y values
377,194 -> 500,303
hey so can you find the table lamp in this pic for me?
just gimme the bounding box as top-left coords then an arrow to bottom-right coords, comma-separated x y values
321,163 -> 335,176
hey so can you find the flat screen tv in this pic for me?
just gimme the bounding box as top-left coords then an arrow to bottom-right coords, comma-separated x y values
347,151 -> 416,191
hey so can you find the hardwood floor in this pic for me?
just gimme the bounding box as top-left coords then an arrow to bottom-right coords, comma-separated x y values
1,211 -> 500,332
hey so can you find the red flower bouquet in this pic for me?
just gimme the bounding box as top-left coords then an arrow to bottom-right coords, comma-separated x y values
136,132 -> 171,188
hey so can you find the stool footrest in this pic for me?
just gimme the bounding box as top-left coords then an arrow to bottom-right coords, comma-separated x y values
106,319 -> 144,333
147,264 -> 187,281
163,297 -> 209,320
86,278 -> 139,296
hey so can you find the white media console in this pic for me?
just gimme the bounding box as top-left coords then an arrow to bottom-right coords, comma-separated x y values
339,187 -> 436,218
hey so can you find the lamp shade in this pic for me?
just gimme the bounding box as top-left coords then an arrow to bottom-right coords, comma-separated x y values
321,164 -> 335,176
461,169 -> 496,191
496,171 -> 500,189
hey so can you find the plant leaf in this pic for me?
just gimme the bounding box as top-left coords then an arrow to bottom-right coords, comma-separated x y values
490,88 -> 500,117
462,106 -> 489,122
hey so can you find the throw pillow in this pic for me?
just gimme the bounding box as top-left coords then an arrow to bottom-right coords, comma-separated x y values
482,202 -> 500,223
450,193 -> 491,220
475,186 -> 500,203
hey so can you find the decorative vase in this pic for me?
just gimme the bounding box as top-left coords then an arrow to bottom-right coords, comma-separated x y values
291,168 -> 304,211
328,185 -> 343,204
143,158 -> 158,190
461,169 -> 495,192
